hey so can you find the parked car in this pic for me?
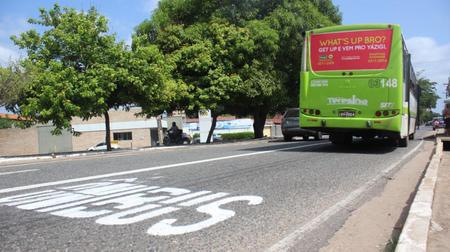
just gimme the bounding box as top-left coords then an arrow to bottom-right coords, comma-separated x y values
88,142 -> 120,151
281,108 -> 322,141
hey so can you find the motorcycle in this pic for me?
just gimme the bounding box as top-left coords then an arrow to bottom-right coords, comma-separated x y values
163,130 -> 192,145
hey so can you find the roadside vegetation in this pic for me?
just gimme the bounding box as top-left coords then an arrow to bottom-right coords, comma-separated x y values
0,118 -> 14,129
416,73 -> 440,123
220,132 -> 255,141
0,0 -> 441,149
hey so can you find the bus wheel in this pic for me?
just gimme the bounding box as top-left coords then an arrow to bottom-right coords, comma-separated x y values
398,136 -> 408,147
283,135 -> 293,141
314,132 -> 322,140
409,133 -> 415,140
330,134 -> 352,145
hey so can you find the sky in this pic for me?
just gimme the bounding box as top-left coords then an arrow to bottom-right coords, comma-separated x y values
0,0 -> 449,113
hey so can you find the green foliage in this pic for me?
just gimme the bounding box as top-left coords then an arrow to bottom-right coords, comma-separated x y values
417,74 -> 440,123
0,118 -> 14,129
11,4 -> 173,136
220,132 -> 254,140
135,0 -> 341,138
0,61 -> 37,112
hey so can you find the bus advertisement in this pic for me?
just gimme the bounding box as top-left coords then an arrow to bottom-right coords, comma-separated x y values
299,24 -> 418,147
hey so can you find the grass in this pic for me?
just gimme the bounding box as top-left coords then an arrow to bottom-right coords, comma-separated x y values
220,132 -> 254,140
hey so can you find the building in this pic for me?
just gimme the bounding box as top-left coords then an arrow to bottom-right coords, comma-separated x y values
0,108 -> 168,157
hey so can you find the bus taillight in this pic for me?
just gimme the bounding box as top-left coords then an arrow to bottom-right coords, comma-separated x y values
375,111 -> 382,117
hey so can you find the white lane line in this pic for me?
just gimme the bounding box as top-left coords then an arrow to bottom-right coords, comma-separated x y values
0,169 -> 39,176
0,142 -> 327,194
267,140 -> 424,252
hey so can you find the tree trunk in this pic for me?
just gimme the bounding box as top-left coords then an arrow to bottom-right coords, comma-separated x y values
104,111 -> 112,151
206,114 -> 218,143
253,109 -> 267,139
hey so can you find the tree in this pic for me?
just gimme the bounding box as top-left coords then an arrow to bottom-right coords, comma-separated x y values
0,60 -> 36,112
135,0 -> 342,139
0,118 -> 14,129
12,4 -> 173,150
136,21 -> 252,142
417,74 -> 440,123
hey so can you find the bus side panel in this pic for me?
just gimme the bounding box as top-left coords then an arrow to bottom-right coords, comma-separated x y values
409,91 -> 418,135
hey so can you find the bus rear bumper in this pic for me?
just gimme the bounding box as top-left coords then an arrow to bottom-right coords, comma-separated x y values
300,115 -> 401,137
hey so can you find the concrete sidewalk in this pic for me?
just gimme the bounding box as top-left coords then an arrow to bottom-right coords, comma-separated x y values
427,136 -> 450,251
396,132 -> 450,252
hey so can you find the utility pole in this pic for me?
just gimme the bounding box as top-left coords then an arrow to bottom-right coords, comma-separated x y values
447,76 -> 450,98
156,110 -> 168,146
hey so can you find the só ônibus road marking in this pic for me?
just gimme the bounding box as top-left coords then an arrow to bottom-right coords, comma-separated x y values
0,142 -> 327,194
0,178 -> 263,236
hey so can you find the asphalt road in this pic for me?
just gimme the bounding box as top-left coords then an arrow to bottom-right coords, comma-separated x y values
0,128 -> 432,251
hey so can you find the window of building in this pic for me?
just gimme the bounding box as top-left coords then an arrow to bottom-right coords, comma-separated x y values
113,132 -> 132,141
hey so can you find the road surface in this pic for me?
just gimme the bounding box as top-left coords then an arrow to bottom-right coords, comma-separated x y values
0,129 -> 431,251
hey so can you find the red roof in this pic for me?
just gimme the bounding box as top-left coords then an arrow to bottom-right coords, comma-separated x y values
185,116 -> 237,123
0,113 -> 28,121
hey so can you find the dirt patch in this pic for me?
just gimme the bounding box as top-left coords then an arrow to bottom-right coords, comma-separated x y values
319,140 -> 435,252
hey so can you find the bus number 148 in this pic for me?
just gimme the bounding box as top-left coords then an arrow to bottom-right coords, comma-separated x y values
368,78 -> 398,88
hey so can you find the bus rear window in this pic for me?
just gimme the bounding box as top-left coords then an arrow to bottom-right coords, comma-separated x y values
310,29 -> 393,71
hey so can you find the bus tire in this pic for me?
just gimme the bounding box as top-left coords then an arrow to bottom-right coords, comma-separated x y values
314,132 -> 322,140
409,133 -> 415,140
330,134 -> 352,145
283,135 -> 293,141
399,136 -> 408,147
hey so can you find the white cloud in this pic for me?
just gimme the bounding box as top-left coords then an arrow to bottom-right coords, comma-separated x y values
0,44 -> 19,66
143,0 -> 160,14
406,37 -> 450,112
406,37 -> 450,84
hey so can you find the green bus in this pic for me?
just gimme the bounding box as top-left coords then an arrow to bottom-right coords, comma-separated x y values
299,24 -> 418,147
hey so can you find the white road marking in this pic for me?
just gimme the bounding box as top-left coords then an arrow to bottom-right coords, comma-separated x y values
0,142 -> 327,194
160,191 -> 211,204
267,140 -> 424,252
0,179 -> 264,235
0,169 -> 39,176
178,192 -> 229,207
96,206 -> 179,225
147,195 -> 263,236
38,186 -> 159,212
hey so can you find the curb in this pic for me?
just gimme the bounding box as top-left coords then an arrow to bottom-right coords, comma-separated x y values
0,145 -> 186,165
395,137 -> 442,252
0,138 -> 272,165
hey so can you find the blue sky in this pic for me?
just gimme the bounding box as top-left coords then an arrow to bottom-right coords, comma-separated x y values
1,0 -> 449,113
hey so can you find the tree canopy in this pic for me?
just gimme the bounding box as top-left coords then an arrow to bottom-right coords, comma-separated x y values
134,0 -> 342,138
417,74 -> 440,122
11,4 -> 174,150
0,60 -> 36,112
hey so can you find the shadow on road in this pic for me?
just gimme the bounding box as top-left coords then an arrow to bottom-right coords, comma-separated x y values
239,138 -> 411,155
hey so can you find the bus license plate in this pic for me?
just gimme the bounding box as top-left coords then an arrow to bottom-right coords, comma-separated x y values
339,111 -> 355,117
